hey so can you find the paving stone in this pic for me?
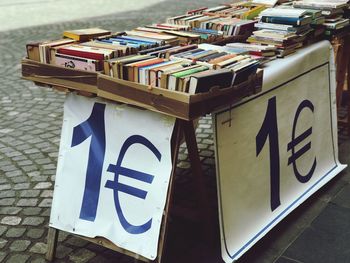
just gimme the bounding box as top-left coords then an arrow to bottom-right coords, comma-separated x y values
27,228 -> 45,239
22,217 -> 45,226
34,182 -> 52,189
0,226 -> 7,236
0,238 -> 8,249
0,198 -> 15,206
22,207 -> 42,216
0,207 -> 21,215
40,190 -> 53,198
0,252 -> 6,262
29,242 -> 47,254
6,254 -> 30,263
0,184 -> 11,190
56,245 -> 73,259
66,236 -> 89,247
17,198 -> 38,207
30,257 -> 47,263
58,231 -> 70,242
31,175 -> 49,182
0,190 -> 15,198
38,199 -> 52,207
41,208 -> 51,217
6,227 -> 26,238
69,248 -> 96,263
1,216 -> 21,226
9,240 -> 31,252
20,190 -> 40,198
13,183 -> 30,190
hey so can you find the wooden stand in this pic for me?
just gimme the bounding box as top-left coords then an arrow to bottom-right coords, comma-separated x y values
21,58 -> 262,263
45,118 -> 213,263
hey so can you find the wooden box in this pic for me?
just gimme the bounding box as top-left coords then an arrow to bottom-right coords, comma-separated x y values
97,69 -> 263,121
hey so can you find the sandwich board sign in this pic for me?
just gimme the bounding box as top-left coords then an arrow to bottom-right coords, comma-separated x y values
213,41 -> 346,262
50,93 -> 175,260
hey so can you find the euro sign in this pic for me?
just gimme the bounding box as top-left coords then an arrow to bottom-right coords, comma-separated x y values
287,100 -> 317,183
105,135 -> 161,234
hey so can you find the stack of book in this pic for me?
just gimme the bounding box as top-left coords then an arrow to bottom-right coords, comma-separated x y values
103,43 -> 260,94
248,8 -> 313,56
164,4 -> 259,39
225,42 -> 277,61
26,29 -> 180,72
293,1 -> 350,35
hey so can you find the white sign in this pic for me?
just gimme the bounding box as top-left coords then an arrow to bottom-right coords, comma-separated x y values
214,41 -> 346,262
50,94 -> 175,260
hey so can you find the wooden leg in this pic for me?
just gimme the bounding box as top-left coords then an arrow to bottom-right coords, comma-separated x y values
157,120 -> 183,263
181,120 -> 213,241
46,227 -> 59,261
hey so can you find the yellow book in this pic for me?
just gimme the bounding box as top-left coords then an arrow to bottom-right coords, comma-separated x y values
63,28 -> 111,41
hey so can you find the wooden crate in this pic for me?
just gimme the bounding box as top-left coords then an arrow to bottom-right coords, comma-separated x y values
97,69 -> 263,121
21,59 -> 98,94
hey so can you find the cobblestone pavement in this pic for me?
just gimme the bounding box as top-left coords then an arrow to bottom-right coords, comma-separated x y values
0,1 -> 350,263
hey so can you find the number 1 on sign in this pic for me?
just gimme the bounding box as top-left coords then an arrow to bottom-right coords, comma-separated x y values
256,97 -> 281,211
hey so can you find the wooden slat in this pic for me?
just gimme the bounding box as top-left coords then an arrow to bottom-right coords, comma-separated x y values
46,227 -> 59,261
21,59 -> 98,93
78,235 -> 151,262
98,75 -> 190,103
98,77 -> 191,120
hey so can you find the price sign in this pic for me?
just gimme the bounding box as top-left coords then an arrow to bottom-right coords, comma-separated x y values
50,94 -> 175,260
214,42 -> 346,262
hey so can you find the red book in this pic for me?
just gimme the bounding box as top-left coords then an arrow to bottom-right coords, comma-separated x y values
187,7 -> 208,15
57,45 -> 114,61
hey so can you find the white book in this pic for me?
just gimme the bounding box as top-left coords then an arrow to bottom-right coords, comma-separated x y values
260,7 -> 307,17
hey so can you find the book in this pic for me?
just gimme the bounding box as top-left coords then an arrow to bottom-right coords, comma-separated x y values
261,15 -> 313,26
168,66 -> 209,91
254,22 -> 309,33
38,39 -> 75,64
148,61 -> 187,87
124,58 -> 164,82
105,54 -> 154,77
54,53 -> 100,72
293,1 -> 348,10
260,8 -> 307,18
188,68 -> 234,94
160,64 -> 200,89
57,45 -> 116,61
63,28 -> 111,41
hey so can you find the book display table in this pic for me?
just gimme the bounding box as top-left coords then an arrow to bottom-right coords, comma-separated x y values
21,40 -> 346,262
21,52 -> 263,262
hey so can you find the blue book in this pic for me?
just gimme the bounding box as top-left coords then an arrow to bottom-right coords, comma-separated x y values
261,16 -> 312,26
191,27 -> 222,35
109,37 -> 156,45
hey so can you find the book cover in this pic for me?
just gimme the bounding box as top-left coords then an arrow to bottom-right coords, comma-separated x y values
54,53 -> 99,72
261,15 -> 312,26
188,68 -> 234,94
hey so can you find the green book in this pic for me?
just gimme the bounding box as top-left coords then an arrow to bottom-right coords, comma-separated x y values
172,65 -> 209,78
168,65 -> 209,90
